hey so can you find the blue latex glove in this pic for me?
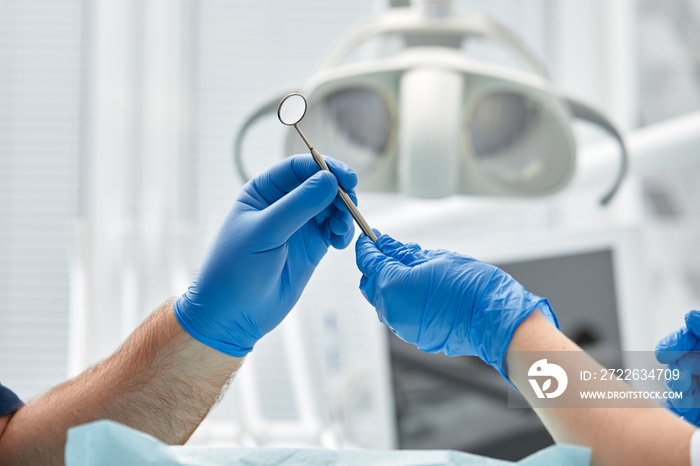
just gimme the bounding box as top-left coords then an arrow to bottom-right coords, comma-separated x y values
655,310 -> 700,425
355,233 -> 559,381
175,154 -> 357,357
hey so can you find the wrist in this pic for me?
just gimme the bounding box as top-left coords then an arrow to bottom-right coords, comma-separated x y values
173,296 -> 258,358
492,295 -> 559,384
503,305 -> 566,383
107,300 -> 244,442
166,307 -> 244,378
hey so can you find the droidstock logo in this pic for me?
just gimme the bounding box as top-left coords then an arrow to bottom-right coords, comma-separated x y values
528,359 -> 568,399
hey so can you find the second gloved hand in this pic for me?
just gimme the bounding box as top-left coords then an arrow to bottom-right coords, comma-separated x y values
355,233 -> 558,381
175,155 -> 357,357
656,310 -> 700,426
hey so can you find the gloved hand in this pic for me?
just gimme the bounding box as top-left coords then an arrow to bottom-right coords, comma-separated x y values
175,154 -> 357,357
355,232 -> 558,381
656,310 -> 700,426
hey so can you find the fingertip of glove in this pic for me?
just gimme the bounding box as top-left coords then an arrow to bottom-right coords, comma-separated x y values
355,234 -> 372,254
346,189 -> 358,207
341,167 -> 359,190
331,225 -> 355,250
375,232 -> 407,254
357,230 -> 376,242
323,155 -> 358,189
686,310 -> 700,334
658,326 -> 697,360
655,345 -> 685,365
330,210 -> 354,235
656,351 -> 681,365
374,233 -> 396,252
355,236 -> 382,272
654,343 -> 669,361
315,168 -> 337,184
311,170 -> 339,199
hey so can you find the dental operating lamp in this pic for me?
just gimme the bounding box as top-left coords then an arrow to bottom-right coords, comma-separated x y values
234,2 -> 628,205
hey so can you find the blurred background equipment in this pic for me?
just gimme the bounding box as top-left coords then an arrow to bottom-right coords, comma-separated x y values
0,0 -> 699,461
234,1 -> 628,204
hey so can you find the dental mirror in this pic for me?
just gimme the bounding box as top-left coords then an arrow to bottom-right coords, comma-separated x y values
277,93 -> 377,243
278,93 -> 307,126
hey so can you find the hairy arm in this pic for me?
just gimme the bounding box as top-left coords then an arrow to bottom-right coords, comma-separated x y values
506,310 -> 694,466
0,300 -> 242,465
0,155 -> 358,465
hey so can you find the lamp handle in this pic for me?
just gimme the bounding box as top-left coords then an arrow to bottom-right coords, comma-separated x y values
565,96 -> 630,206
233,89 -> 299,182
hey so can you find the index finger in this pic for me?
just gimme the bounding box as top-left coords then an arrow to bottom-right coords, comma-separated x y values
686,311 -> 700,338
656,327 -> 698,364
252,154 -> 358,205
376,234 -> 426,266
355,233 -> 404,278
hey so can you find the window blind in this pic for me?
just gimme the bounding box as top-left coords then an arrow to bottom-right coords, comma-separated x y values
0,0 -> 84,401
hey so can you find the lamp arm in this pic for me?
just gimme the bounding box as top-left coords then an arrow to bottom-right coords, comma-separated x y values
564,96 -> 630,206
317,10 -> 548,78
231,89 -> 301,182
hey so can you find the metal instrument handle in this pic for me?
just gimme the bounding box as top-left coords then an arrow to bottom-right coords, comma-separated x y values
309,146 -> 377,243
293,123 -> 376,242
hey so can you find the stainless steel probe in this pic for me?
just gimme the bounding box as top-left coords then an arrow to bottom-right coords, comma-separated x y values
277,93 -> 377,243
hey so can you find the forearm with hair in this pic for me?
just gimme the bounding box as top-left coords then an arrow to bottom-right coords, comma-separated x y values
0,300 -> 243,465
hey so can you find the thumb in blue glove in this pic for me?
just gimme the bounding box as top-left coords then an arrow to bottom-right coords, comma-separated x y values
656,310 -> 700,424
175,154 -> 358,357
355,232 -> 558,382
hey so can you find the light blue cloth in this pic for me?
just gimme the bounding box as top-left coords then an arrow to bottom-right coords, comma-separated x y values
65,420 -> 590,466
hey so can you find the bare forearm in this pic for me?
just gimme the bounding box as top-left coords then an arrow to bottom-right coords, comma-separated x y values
0,300 -> 242,465
506,311 -> 694,466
